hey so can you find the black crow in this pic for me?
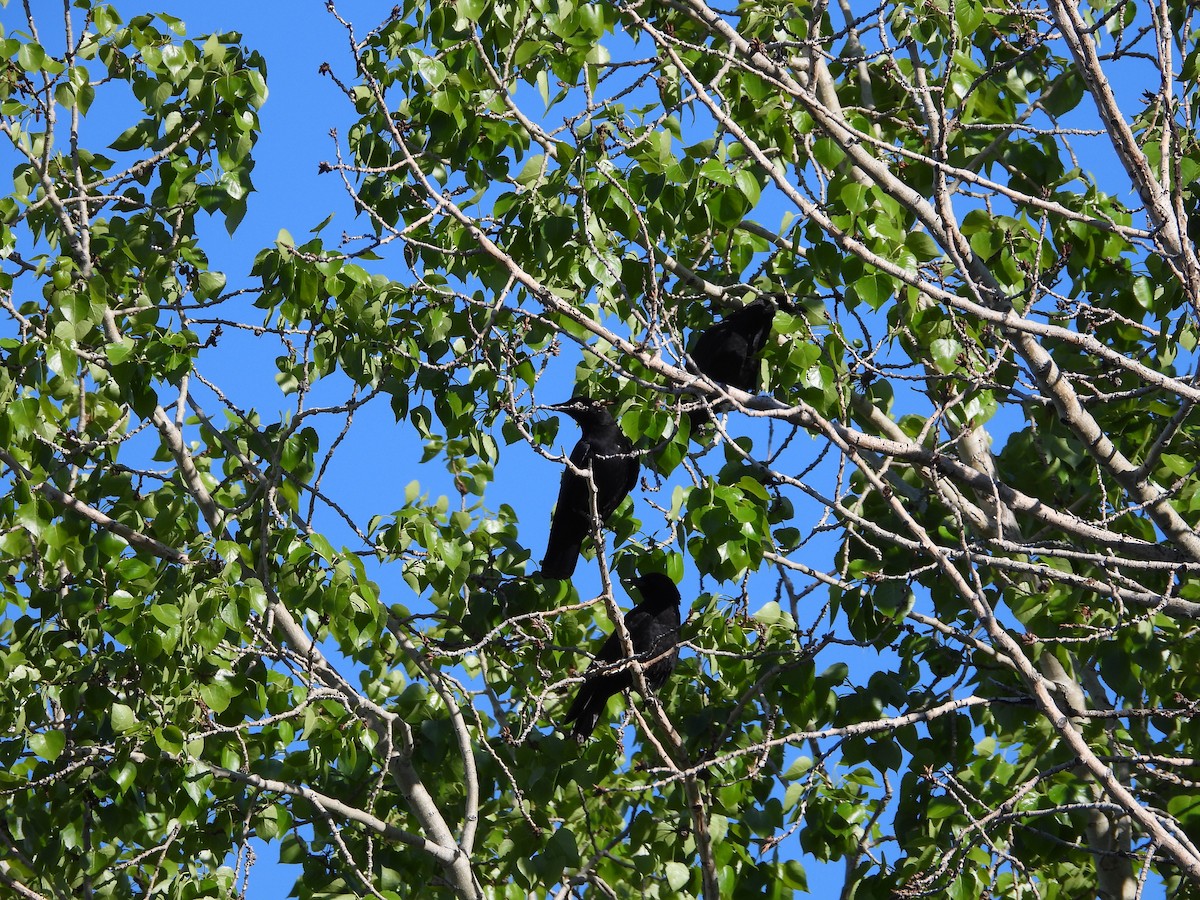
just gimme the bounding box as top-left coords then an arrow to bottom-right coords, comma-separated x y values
688,296 -> 777,420
540,396 -> 639,579
562,573 -> 683,742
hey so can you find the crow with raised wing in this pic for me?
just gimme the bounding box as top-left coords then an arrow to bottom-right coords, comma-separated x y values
688,296 -> 777,422
562,573 -> 683,742
540,396 -> 639,579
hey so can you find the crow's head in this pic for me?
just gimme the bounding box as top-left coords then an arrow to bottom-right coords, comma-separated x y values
631,572 -> 681,610
547,395 -> 616,429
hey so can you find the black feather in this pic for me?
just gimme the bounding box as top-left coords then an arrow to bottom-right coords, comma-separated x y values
562,573 -> 683,742
688,297 -> 777,423
540,397 -> 639,579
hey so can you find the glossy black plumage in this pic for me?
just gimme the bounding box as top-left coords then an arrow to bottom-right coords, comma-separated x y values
540,397 -> 639,579
561,573 -> 683,742
689,296 -> 777,393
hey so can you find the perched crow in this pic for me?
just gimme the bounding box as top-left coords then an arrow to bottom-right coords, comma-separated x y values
561,573 -> 683,742
688,296 -> 778,419
540,396 -> 639,579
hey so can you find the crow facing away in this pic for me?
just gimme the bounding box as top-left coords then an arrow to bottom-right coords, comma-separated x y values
561,572 -> 683,742
688,295 -> 778,412
540,396 -> 640,579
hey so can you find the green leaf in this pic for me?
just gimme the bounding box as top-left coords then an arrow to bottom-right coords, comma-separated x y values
154,725 -> 185,754
151,603 -> 181,626
666,861 -> 690,891
195,270 -> 226,301
280,833 -> 308,864
515,154 -> 546,187
905,231 -> 941,261
955,2 -> 984,36
30,730 -> 66,761
7,398 -> 39,437
930,338 -> 962,374
457,0 -> 486,19
311,532 -> 336,562
113,761 -> 138,793
415,55 -> 447,88
199,680 -> 234,713
927,796 -> 961,819
851,273 -> 893,310
105,338 -> 136,365
111,703 -> 138,734
709,813 -> 728,842
733,169 -> 760,205
17,42 -> 46,72
753,601 -> 781,625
